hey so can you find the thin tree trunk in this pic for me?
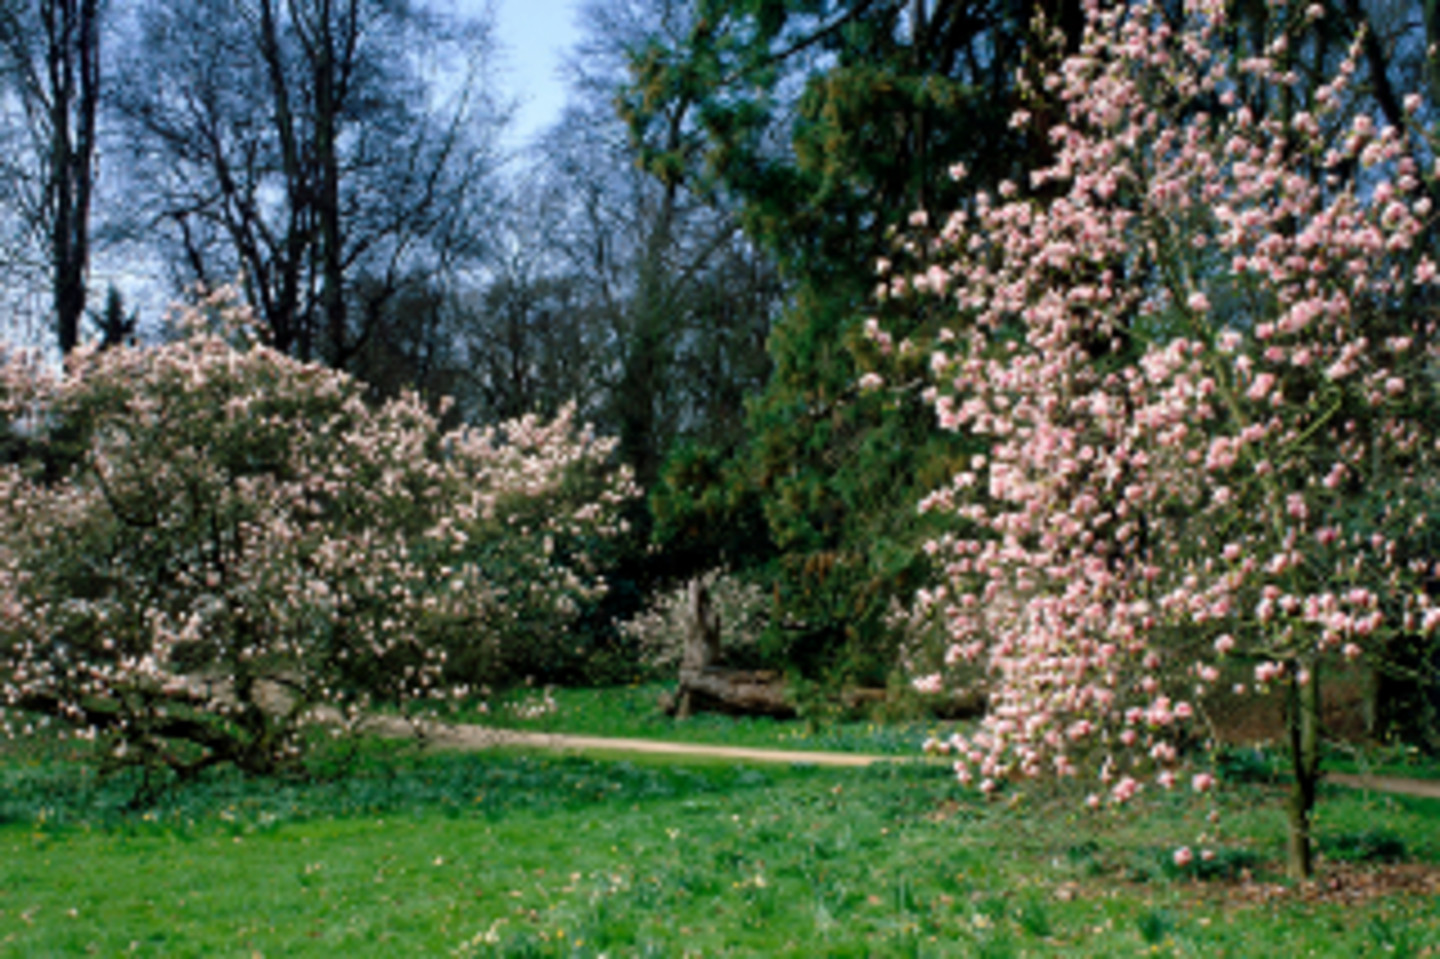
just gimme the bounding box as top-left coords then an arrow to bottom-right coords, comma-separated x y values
315,0 -> 347,366
43,0 -> 99,356
1284,655 -> 1320,879
257,0 -> 309,358
619,110 -> 682,487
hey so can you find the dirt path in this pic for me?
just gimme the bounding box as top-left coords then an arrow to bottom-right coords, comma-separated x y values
361,715 -> 1440,796
1325,772 -> 1440,800
361,715 -> 886,767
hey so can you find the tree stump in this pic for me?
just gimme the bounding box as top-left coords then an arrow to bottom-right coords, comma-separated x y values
676,577 -> 721,718
665,576 -> 796,718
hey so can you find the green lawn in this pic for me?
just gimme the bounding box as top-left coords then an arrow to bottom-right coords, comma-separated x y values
2,739 -> 1437,957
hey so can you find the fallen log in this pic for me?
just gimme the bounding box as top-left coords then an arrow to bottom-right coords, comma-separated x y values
650,576 -> 796,717
659,576 -> 987,720
664,666 -> 796,718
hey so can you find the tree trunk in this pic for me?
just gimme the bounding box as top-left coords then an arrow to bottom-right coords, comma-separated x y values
665,576 -> 796,718
314,1 -> 348,367
42,0 -> 99,356
664,577 -> 987,721
256,0 -> 308,358
675,576 -> 721,718
1284,656 -> 1320,879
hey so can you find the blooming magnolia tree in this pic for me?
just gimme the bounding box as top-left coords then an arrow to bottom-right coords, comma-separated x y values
0,291 -> 635,776
881,0 -> 1440,877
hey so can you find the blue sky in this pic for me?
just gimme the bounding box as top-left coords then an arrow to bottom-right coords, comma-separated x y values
482,0 -> 583,146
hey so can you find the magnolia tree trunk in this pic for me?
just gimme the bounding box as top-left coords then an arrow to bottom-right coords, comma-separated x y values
1285,657 -> 1322,879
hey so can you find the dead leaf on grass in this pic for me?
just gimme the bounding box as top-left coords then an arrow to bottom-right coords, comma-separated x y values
1194,862 -> 1440,908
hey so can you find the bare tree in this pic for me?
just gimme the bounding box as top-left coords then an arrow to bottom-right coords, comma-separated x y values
111,0 -> 505,366
461,189 -> 602,423
522,0 -> 780,484
0,0 -> 101,354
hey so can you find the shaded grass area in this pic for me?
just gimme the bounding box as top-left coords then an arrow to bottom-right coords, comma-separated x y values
456,682 -> 943,755
1213,740 -> 1440,789
2,740 -> 1438,956
1322,742 -> 1440,782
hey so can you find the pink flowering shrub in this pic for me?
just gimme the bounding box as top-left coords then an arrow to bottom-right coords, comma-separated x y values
0,291 -> 635,775
884,0 -> 1439,876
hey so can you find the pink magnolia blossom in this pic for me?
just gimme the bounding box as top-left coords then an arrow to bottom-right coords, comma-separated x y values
0,294 -> 637,770
890,0 -> 1436,873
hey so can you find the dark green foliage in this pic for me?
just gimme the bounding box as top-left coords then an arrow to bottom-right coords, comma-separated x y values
741,280 -> 973,682
1015,894 -> 1052,937
470,510 -> 653,690
649,441 -> 774,579
628,0 -> 1037,683
1063,840 -> 1106,877
90,284 -> 138,349
1369,629 -> 1440,754
1136,908 -> 1175,945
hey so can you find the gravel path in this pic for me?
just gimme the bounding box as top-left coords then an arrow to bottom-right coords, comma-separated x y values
362,715 -> 1440,795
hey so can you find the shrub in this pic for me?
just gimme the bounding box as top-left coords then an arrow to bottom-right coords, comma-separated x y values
0,290 -> 635,776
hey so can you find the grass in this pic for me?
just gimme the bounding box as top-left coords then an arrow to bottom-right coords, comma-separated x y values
447,682 -> 948,756
2,735 -> 1438,957
1210,740 -> 1440,791
1323,741 -> 1440,781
